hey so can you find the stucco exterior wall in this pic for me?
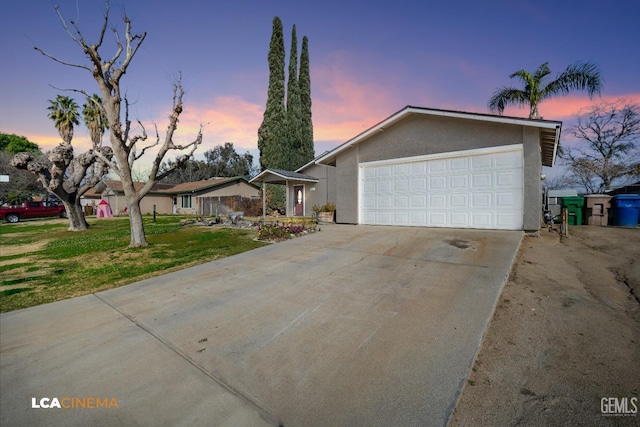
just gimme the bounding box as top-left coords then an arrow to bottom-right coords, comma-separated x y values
522,127 -> 543,230
140,195 -> 173,215
298,163 -> 337,216
335,147 -> 359,224
357,114 -> 522,163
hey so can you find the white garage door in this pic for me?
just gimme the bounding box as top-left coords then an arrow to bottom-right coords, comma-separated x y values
360,145 -> 524,230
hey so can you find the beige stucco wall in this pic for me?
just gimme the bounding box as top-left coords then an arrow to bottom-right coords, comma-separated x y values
522,127 -> 543,230
335,147 -> 359,224
294,163 -> 337,217
356,114 -> 522,163
140,195 -> 173,215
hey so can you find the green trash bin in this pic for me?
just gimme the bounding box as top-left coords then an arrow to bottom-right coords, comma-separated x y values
561,196 -> 585,225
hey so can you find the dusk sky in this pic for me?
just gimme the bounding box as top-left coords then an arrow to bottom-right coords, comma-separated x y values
1,0 -> 639,178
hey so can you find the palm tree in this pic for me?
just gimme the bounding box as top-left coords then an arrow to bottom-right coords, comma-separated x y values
82,94 -> 108,148
47,95 -> 80,143
488,61 -> 603,119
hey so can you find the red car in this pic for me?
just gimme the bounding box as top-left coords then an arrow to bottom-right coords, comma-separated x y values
1,201 -> 67,223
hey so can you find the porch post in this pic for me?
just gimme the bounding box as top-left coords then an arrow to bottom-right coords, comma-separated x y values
262,183 -> 266,218
285,179 -> 289,216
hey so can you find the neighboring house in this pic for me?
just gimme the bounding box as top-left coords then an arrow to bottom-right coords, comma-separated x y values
606,181 -> 640,196
252,106 -> 562,231
87,177 -> 261,215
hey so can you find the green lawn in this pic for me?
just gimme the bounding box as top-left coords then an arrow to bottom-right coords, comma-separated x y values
0,216 -> 268,312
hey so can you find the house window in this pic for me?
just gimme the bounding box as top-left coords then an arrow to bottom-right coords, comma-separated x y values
181,195 -> 192,208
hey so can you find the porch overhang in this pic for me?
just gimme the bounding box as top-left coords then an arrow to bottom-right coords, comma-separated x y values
250,168 -> 319,185
250,169 -> 319,217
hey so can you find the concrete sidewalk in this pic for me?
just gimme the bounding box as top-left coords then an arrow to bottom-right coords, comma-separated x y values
1,225 -> 522,426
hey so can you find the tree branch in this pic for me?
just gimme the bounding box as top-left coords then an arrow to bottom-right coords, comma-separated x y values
33,46 -> 92,72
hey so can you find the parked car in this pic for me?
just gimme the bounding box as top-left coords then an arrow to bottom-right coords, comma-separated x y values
0,201 -> 67,223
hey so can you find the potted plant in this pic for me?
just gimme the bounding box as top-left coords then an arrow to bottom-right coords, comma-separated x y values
313,202 -> 336,224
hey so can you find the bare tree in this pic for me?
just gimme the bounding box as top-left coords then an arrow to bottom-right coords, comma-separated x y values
564,100 -> 640,193
35,1 -> 203,246
11,144 -> 113,230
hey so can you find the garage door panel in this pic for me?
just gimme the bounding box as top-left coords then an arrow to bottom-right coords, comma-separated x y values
363,180 -> 376,193
429,160 -> 447,173
394,212 -> 409,225
428,212 -> 447,226
428,194 -> 447,209
394,195 -> 409,208
472,193 -> 493,208
472,173 -> 492,188
378,212 -> 392,224
377,179 -> 392,193
449,175 -> 469,189
360,147 -> 523,230
411,178 -> 427,191
471,212 -> 493,228
411,195 -> 427,207
450,194 -> 469,207
450,212 -> 470,226
496,190 -> 521,208
377,166 -> 393,177
411,162 -> 427,174
363,196 -> 376,209
496,211 -> 522,228
410,211 -> 427,225
496,170 -> 521,188
394,164 -> 410,175
472,154 -> 493,170
394,178 -> 409,192
363,211 -> 377,223
450,157 -> 469,171
378,196 -> 393,208
429,177 -> 447,190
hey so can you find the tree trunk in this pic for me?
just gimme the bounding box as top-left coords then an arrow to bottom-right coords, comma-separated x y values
529,103 -> 540,119
127,200 -> 148,247
62,200 -> 89,231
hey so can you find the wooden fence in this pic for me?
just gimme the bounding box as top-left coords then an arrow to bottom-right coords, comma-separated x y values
198,196 -> 262,217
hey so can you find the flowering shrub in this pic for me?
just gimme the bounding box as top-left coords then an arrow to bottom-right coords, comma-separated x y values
257,223 -> 314,241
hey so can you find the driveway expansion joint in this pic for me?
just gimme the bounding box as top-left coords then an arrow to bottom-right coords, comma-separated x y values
91,293 -> 279,426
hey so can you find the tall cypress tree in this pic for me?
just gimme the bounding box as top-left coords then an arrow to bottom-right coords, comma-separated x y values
258,17 -> 286,171
286,25 -> 302,170
299,35 -> 314,164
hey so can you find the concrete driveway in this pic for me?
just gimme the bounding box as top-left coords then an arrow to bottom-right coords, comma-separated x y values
1,225 -> 522,426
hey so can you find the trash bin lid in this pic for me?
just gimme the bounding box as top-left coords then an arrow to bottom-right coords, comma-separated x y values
561,196 -> 585,207
613,194 -> 640,207
613,194 -> 640,199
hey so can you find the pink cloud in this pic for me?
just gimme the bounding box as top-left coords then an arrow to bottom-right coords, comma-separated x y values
501,93 -> 640,121
178,96 -> 264,152
311,51 -> 402,144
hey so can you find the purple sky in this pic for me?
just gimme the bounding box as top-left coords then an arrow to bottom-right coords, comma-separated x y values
1,0 -> 638,178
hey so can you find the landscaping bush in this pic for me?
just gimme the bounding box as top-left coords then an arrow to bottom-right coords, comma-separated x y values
257,223 -> 313,241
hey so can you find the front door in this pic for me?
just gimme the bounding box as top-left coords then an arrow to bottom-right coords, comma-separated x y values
294,185 -> 304,216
